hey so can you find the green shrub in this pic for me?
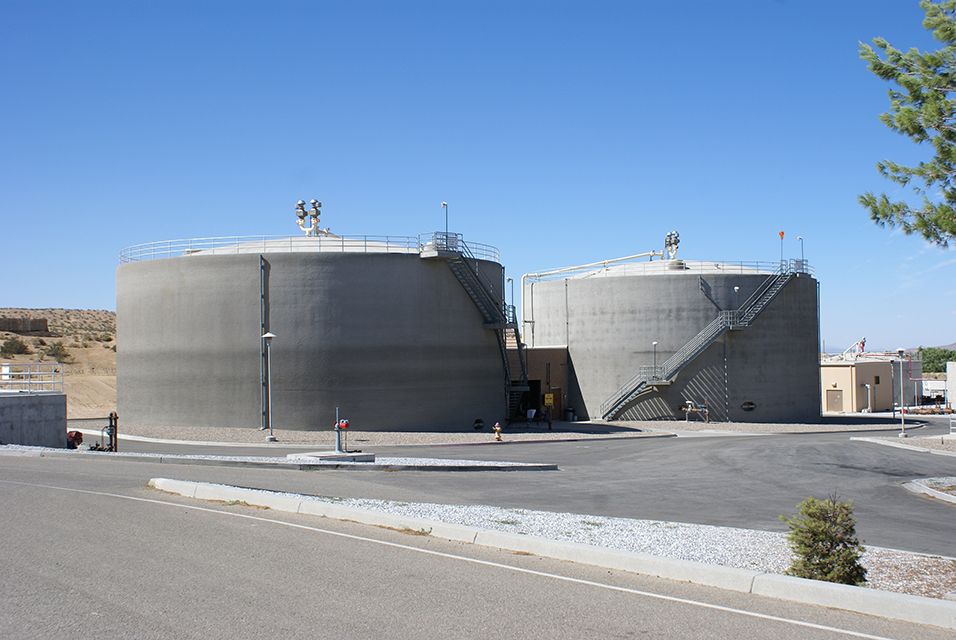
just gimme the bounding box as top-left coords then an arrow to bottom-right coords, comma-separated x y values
43,341 -> 73,364
780,494 -> 867,585
1,336 -> 29,355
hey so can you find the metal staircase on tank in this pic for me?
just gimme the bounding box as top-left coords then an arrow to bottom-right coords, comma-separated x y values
420,233 -> 529,421
599,263 -> 799,421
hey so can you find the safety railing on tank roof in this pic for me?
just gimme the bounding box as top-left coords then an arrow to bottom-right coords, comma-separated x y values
0,363 -> 63,393
418,232 -> 500,263
525,258 -> 813,284
120,234 -> 502,264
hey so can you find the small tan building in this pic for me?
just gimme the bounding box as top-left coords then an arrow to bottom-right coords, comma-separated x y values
821,361 -> 893,413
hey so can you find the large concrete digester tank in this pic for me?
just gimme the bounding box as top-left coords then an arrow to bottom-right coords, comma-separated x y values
117,234 -> 511,431
522,258 -> 820,422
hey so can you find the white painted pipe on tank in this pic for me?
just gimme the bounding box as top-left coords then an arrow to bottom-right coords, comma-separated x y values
520,250 -> 664,346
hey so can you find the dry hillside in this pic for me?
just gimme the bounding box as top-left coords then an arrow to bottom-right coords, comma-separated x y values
1,308 -> 116,418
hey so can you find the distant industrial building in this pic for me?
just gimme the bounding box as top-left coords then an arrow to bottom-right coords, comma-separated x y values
820,340 -> 925,413
820,361 -> 893,413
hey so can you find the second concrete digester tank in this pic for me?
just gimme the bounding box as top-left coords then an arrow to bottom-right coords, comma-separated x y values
521,251 -> 820,423
117,232 -> 516,432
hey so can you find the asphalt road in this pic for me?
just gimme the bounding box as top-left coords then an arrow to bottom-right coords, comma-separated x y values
1,455 -> 951,640
109,418 -> 956,558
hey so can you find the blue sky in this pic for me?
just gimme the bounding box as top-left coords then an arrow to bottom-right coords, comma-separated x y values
2,0 -> 954,351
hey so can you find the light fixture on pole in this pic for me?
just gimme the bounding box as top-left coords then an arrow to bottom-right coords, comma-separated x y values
797,236 -> 804,265
897,347 -> 906,437
262,332 -> 277,442
506,277 -> 514,309
441,202 -> 448,238
734,286 -> 739,310
653,341 -> 658,376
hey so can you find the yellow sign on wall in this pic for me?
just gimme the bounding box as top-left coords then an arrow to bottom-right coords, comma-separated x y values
544,394 -> 554,406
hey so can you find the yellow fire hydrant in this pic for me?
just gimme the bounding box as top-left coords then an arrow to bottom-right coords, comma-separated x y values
493,422 -> 502,441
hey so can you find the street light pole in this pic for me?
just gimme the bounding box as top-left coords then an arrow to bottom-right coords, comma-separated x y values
262,332 -> 277,442
441,201 -> 448,238
653,341 -> 658,377
897,348 -> 906,437
507,277 -> 514,308
797,236 -> 804,266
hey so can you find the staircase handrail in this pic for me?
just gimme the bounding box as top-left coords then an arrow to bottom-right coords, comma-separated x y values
454,239 -> 512,326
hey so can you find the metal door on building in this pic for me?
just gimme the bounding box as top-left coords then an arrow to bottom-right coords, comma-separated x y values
826,389 -> 843,413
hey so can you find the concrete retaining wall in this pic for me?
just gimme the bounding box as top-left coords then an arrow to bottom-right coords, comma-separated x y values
0,392 -> 67,447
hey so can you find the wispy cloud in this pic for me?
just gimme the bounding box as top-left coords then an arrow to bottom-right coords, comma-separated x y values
924,256 -> 956,272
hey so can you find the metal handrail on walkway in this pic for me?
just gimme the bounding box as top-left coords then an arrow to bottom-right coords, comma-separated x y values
418,232 -> 501,263
0,363 -> 63,393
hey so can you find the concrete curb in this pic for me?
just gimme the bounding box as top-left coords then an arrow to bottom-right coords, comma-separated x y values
424,433 -> 677,447
849,436 -> 956,458
10,447 -> 556,471
148,478 -> 956,631
903,481 -> 956,505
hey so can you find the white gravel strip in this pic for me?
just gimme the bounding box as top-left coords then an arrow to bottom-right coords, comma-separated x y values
311,495 -> 794,572
209,484 -> 956,599
912,476 -> 956,496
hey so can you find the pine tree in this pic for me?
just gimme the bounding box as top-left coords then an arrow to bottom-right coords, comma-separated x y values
780,494 -> 867,586
859,0 -> 956,247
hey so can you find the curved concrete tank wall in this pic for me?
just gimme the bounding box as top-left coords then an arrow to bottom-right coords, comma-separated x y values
117,250 -> 507,431
523,264 -> 820,422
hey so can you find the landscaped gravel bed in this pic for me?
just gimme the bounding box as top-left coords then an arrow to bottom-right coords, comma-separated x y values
913,476 -> 956,496
229,485 -> 956,600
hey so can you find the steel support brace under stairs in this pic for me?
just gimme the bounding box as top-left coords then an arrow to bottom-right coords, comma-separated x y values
421,240 -> 529,421
600,268 -> 798,420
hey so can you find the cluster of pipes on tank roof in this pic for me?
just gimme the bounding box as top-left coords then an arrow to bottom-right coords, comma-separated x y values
295,199 -> 332,236
664,231 -> 680,259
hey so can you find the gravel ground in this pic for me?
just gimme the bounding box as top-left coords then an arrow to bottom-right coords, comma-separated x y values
215,484 -> 956,600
